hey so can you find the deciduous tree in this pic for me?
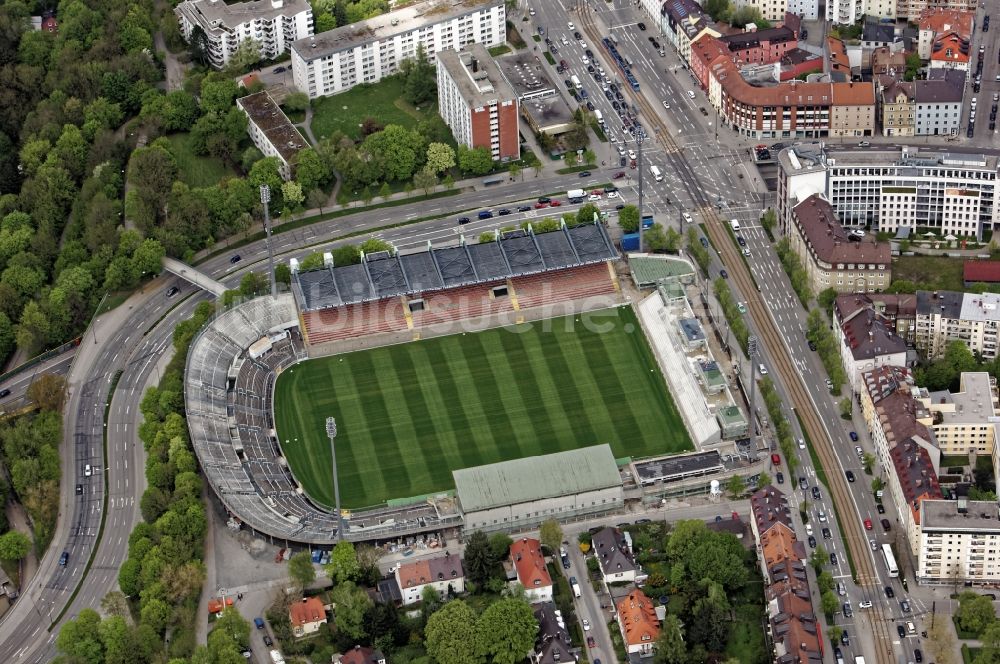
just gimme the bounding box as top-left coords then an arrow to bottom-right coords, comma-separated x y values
619,205 -> 640,233
288,550 -> 316,588
0,530 -> 31,561
458,145 -> 494,176
474,598 -> 537,664
326,540 -> 360,583
425,143 -> 456,174
654,614 -> 685,664
329,581 -> 372,641
539,519 -> 562,554
425,600 -> 482,664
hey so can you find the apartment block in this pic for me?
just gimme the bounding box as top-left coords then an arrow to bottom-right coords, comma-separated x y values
175,0 -> 313,69
833,294 -> 909,394
291,0 -> 505,99
788,194 -> 891,294
917,8 -> 974,59
919,498 -> 1000,585
235,91 -> 308,180
879,78 -> 915,136
777,144 -> 1000,240
916,290 -> 1000,360
920,372 -> 999,456
436,44 -> 518,161
914,69 -> 965,136
901,0 -> 976,25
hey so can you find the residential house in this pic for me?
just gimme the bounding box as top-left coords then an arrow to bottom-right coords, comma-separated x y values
289,597 -> 327,637
615,589 -> 660,658
334,646 -> 387,664
235,91 -> 308,181
395,552 -> 465,605
878,78 -> 915,136
918,8 -> 974,59
531,601 -> 574,664
831,81 -> 876,137
915,290 -> 1000,361
872,46 -> 907,77
718,24 -> 798,65
592,526 -> 638,583
510,538 -> 553,601
929,31 -> 971,71
915,68 -> 964,135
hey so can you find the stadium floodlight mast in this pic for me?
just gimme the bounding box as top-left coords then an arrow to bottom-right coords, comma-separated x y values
326,417 -> 345,540
260,185 -> 277,299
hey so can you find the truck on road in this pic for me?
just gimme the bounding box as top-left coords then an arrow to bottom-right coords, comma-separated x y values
594,109 -> 604,124
571,75 -> 582,89
854,657 -> 865,664
567,188 -> 585,202
569,575 -> 582,598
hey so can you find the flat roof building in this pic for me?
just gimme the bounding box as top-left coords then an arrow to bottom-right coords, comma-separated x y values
916,289 -> 1000,361
176,0 -> 313,69
290,0 -> 505,98
919,498 -> 1000,586
236,91 -> 308,181
436,45 -> 519,161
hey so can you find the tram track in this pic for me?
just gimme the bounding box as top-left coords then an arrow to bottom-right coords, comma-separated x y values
574,4 -> 896,662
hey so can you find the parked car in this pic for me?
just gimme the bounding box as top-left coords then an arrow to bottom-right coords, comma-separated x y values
776,471 -> 784,484
877,503 -> 886,514
881,518 -> 892,531
272,66 -> 286,73
807,535 -> 817,548
263,635 -> 273,647
885,586 -> 895,598
254,617 -> 265,630
637,21 -> 646,29
914,648 -> 923,662
587,636 -> 596,648
719,269 -> 728,279
582,619 -> 591,631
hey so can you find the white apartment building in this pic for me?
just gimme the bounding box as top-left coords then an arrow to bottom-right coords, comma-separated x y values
235,91 -> 308,180
916,290 -> 1000,361
436,44 -> 519,162
914,70 -> 965,136
290,0 -> 505,99
787,0 -> 819,19
827,0 -> 863,25
776,145 -> 1000,241
919,498 -> 1000,586
175,0 -> 313,69
833,295 -> 909,395
394,554 -> 466,605
920,372 -> 999,457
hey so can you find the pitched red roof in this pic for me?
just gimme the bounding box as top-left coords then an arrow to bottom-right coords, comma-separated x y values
616,589 -> 660,646
509,538 -> 551,590
964,260 -> 1000,283
289,597 -> 326,628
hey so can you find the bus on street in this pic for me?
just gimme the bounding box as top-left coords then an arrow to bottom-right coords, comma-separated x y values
881,543 -> 899,578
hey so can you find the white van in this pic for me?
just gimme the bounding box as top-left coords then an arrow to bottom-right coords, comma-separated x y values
650,165 -> 663,182
730,219 -> 740,232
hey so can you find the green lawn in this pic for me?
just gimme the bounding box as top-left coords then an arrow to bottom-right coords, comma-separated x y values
165,133 -> 239,188
310,76 -> 436,141
274,306 -> 691,508
892,255 -> 965,292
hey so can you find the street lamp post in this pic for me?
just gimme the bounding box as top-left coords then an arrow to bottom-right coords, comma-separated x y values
260,185 -> 277,299
748,335 -> 758,449
326,417 -> 345,541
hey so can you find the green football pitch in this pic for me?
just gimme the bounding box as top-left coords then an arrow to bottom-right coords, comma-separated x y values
273,306 -> 692,509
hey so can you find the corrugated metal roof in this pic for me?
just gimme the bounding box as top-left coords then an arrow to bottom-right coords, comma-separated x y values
453,444 -> 620,512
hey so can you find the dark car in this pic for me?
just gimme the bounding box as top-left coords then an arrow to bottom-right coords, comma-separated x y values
635,518 -> 651,524
776,471 -> 784,484
841,629 -> 849,646
799,476 -> 808,490
613,171 -> 626,178
700,237 -> 709,248
272,66 -> 286,73
586,101 -> 595,111
834,648 -> 842,661
719,269 -> 728,279
914,648 -> 922,662
604,90 -> 614,100
579,171 -> 591,178
0,388 -> 9,398
517,205 -> 532,212
586,636 -> 596,648
652,39 -> 660,49
881,518 -> 891,531
897,624 -> 906,638
638,21 -> 646,30
587,64 -> 595,73
822,527 -> 832,539
846,470 -> 855,482
885,586 -> 895,598
808,535 -> 817,548
75,484 -> 83,495
498,208 -> 511,216
538,197 -> 551,203
811,486 -> 821,500
230,254 -> 241,264
59,551 -> 69,566
850,431 -> 859,441
457,217 -> 471,224
830,552 -> 838,565
808,340 -> 817,351
615,204 -> 625,210
877,503 -> 886,514
574,31 -> 582,39
560,59 -> 568,68
901,599 -> 911,613
737,236 -> 747,246
263,635 -> 273,647
586,49 -> 594,59
166,286 -> 179,298
565,79 -> 574,89
969,126 -> 976,137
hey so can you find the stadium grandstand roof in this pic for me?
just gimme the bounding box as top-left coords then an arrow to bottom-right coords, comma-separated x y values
453,444 -> 621,512
292,222 -> 617,312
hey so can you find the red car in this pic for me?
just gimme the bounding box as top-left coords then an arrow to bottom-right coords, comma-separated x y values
864,518 -> 873,530
771,453 -> 781,466
613,171 -> 626,178
550,200 -> 562,206
587,636 -> 596,648
534,202 -> 549,209
591,189 -> 604,196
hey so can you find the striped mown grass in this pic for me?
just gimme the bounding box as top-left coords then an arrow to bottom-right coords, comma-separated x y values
273,306 -> 691,508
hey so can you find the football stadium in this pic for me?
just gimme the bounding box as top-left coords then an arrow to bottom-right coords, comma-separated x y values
185,223 -> 694,543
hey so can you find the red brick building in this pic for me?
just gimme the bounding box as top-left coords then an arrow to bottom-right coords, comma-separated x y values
436,44 -> 519,162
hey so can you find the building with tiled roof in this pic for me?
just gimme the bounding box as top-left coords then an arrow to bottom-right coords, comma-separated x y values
902,0 -> 975,22
831,81 -> 876,138
394,552 -> 465,605
532,601 -> 574,664
890,441 -> 943,554
915,68 -> 965,136
510,538 -> 552,601
592,526 -> 638,583
663,0 -> 721,64
964,260 -> 1000,287
718,25 -> 797,65
834,294 -> 910,393
929,31 -> 971,71
879,77 -> 916,136
834,293 -> 917,342
691,34 -> 733,92
918,8 -> 974,59
788,194 -> 891,295
872,46 -> 907,77
289,597 -> 328,637
828,37 -> 853,79
615,589 -> 660,658
768,586 -> 823,663
860,365 -> 936,468
333,645 -> 387,664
